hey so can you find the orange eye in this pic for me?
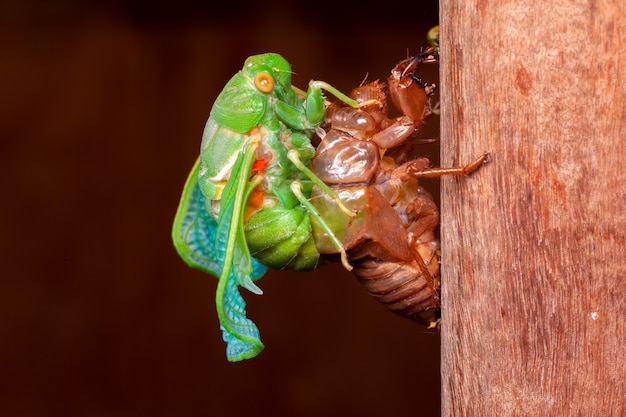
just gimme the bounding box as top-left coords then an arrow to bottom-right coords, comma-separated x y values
254,72 -> 274,93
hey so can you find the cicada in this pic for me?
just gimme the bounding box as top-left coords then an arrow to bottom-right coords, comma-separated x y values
309,49 -> 488,326
172,53 -> 363,361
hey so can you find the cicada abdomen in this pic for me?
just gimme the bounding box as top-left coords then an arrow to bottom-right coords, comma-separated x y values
310,50 -> 487,326
347,171 -> 442,325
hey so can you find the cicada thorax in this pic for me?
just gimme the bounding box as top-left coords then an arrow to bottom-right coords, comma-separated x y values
206,122 -> 325,272
195,48 -> 382,281
243,127 -> 324,271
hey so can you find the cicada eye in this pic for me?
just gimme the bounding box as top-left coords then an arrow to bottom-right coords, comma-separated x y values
254,71 -> 275,93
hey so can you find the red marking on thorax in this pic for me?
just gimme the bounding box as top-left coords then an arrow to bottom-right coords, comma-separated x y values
252,159 -> 268,173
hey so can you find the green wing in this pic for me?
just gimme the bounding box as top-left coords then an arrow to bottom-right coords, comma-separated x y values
173,159 -> 224,274
172,156 -> 267,361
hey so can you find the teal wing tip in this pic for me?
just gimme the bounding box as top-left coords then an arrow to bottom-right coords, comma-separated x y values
226,343 -> 265,362
221,325 -> 265,362
219,272 -> 266,362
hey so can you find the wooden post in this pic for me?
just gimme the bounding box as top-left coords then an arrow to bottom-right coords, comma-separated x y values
439,1 -> 626,415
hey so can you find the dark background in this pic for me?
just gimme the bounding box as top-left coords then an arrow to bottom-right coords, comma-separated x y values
1,1 -> 442,416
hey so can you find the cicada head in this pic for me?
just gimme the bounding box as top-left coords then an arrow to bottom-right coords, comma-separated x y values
209,53 -> 296,134
243,53 -> 296,103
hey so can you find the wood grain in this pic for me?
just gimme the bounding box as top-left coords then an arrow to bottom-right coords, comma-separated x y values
440,1 -> 626,415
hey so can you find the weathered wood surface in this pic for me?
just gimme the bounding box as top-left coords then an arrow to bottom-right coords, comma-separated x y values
440,1 -> 626,415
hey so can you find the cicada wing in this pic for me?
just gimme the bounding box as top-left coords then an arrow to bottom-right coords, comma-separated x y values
219,268 -> 265,361
213,145 -> 267,361
215,146 -> 265,295
172,158 -> 267,280
172,157 -> 267,361
172,158 -> 220,275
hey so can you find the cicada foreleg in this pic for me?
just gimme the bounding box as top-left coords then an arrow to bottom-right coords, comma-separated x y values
308,81 -> 370,107
279,81 -> 380,136
304,80 -> 383,119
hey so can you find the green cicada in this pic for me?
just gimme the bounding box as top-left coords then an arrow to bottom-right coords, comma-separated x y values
173,53 -> 362,361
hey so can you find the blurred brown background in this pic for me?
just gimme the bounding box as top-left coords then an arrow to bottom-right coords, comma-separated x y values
0,1 -> 442,416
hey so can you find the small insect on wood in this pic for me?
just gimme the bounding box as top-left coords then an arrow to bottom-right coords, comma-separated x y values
309,47 -> 488,327
172,43 -> 488,362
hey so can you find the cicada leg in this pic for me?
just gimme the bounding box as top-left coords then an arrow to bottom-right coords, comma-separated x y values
286,149 -> 356,217
290,181 -> 353,271
407,230 -> 437,295
292,82 -> 382,111
407,153 -> 490,179
308,80 -> 382,109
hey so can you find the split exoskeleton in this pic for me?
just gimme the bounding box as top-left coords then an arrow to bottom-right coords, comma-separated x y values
310,48 -> 488,326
